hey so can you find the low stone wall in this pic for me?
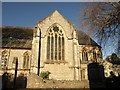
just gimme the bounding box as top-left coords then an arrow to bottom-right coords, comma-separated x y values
27,73 -> 89,88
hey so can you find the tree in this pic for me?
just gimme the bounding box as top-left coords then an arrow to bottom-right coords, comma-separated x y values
111,53 -> 119,61
111,53 -> 120,64
80,2 -> 120,46
105,53 -> 120,64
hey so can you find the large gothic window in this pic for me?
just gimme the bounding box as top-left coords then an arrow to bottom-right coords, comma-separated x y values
47,24 -> 64,61
23,52 -> 30,69
1,50 -> 9,70
82,49 -> 88,61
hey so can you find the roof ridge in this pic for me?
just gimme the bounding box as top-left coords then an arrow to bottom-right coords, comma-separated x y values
1,26 -> 33,30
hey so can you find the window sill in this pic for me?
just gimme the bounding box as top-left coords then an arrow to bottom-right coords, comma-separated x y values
44,60 -> 67,64
81,61 -> 89,64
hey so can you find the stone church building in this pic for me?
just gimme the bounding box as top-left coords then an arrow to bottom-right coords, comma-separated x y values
1,10 -> 102,80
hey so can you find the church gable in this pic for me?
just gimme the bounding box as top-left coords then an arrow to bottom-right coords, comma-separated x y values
1,10 -> 103,81
37,10 -> 74,38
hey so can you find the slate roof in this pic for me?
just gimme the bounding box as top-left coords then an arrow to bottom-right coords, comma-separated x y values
1,26 -> 100,49
1,26 -> 33,49
76,30 -> 100,47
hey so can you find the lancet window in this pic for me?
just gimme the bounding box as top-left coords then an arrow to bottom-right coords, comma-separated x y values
23,52 -> 30,69
82,49 -> 88,61
93,50 -> 97,61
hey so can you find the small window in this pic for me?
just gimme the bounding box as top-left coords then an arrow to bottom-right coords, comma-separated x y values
82,49 -> 88,61
13,57 -> 18,64
93,51 -> 97,61
1,50 -> 9,70
12,57 -> 18,68
23,52 -> 30,69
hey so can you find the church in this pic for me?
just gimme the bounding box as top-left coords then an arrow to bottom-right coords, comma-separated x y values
1,10 -> 102,80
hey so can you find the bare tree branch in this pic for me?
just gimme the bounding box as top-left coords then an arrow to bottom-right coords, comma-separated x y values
80,2 -> 120,45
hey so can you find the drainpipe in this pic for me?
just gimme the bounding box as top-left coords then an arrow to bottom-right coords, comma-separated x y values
13,58 -> 18,89
36,27 -> 41,76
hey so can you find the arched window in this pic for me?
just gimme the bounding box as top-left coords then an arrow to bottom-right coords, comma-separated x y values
1,50 -> 9,70
23,52 -> 30,69
82,48 -> 88,61
93,50 -> 97,61
12,57 -> 18,68
47,24 -> 64,61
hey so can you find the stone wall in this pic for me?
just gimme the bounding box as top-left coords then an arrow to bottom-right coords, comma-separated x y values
27,73 -> 89,88
31,10 -> 75,80
41,63 -> 74,80
1,48 -> 31,75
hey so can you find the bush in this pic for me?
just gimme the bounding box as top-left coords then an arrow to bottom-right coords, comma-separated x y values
40,71 -> 51,79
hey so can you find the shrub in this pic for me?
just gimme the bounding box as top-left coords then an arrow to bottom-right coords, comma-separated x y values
40,71 -> 51,79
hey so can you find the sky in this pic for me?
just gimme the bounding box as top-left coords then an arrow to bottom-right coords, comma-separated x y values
1,0 -> 119,2
2,2 -> 85,28
2,2 -> 116,59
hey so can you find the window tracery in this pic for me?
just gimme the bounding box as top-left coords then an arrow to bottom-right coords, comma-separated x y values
23,52 -> 30,69
82,48 -> 88,61
47,24 -> 64,61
